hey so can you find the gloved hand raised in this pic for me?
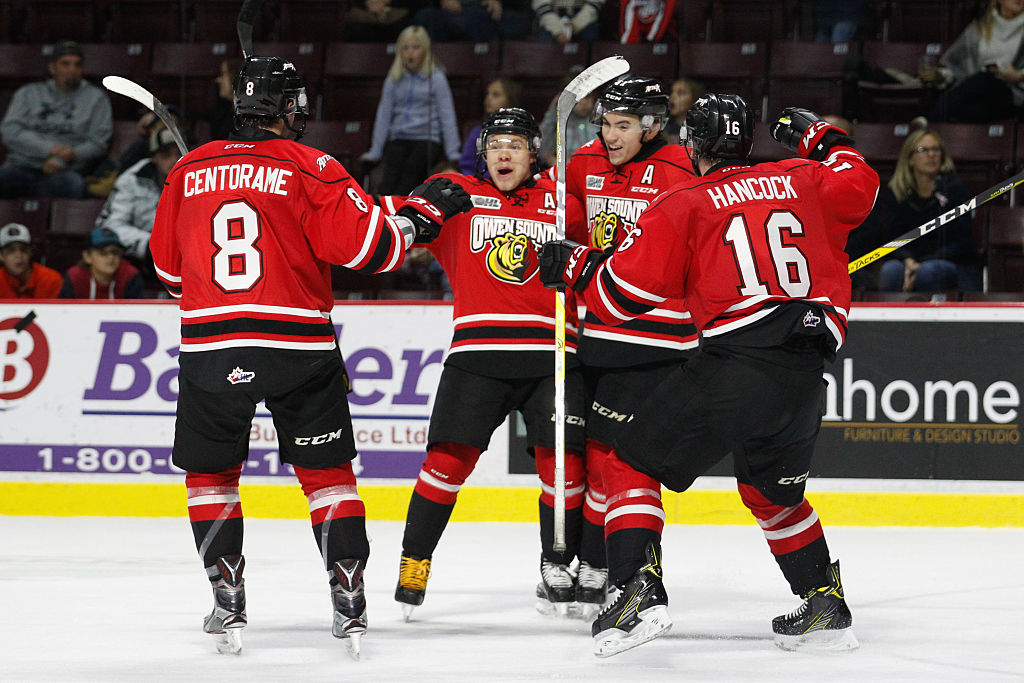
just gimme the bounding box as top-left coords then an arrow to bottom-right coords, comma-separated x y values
397,177 -> 473,243
538,239 -> 608,292
770,107 -> 854,162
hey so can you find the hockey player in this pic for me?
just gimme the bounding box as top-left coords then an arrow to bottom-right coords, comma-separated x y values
388,108 -> 588,620
149,55 -> 471,657
539,95 -> 878,656
558,74 -> 698,619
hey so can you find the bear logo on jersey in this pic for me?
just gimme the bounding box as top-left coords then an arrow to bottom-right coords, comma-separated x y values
591,211 -> 620,251
485,232 -> 538,284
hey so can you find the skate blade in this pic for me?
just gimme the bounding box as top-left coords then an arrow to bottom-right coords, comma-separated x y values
401,604 -> 416,622
212,628 -> 243,655
535,599 -> 572,617
774,627 -> 859,653
573,601 -> 605,621
593,605 -> 672,658
344,632 -> 362,661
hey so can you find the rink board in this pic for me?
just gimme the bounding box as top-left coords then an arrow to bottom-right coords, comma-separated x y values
2,301 -> 1023,525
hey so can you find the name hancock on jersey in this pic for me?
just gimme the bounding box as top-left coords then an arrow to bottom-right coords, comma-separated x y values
183,163 -> 293,197
470,215 -> 556,250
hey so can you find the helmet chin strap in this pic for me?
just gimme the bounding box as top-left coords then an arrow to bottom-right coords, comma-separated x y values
285,113 -> 306,141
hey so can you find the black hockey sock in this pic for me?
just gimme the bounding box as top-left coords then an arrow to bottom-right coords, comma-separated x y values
774,536 -> 832,595
606,528 -> 660,587
538,500 -> 583,565
312,516 -> 370,568
401,491 -> 456,558
578,516 -> 607,568
192,517 -> 244,572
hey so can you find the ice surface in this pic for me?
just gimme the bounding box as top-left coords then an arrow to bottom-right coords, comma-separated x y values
1,517 -> 1022,681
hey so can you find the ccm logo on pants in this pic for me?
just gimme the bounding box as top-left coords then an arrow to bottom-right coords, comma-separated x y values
777,472 -> 809,485
294,428 -> 345,445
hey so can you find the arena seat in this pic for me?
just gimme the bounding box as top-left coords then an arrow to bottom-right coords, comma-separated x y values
850,121 -> 910,181
433,41 -> 499,130
150,42 -> 241,120
981,205 -> 1024,292
766,41 -> 859,122
0,198 -> 51,245
21,0 -> 102,43
877,0 -> 962,43
107,0 -> 186,43
43,198 -> 106,273
80,43 -> 155,119
189,0 -> 273,43
275,0 -> 349,43
706,0 -> 792,42
678,41 -> 768,121
590,42 -> 677,87
931,121 -> 1016,197
499,41 -> 588,122
321,42 -> 391,121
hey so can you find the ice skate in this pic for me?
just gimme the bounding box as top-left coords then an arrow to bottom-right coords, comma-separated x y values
330,559 -> 367,660
202,554 -> 246,655
535,558 -> 575,617
573,560 -> 611,621
773,560 -> 858,653
394,553 -> 431,622
591,543 -> 671,658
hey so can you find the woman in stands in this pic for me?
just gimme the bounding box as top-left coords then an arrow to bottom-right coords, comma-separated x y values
877,123 -> 981,294
361,25 -> 461,194
930,0 -> 1024,122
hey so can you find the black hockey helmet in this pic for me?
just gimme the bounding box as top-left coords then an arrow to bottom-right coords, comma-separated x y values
590,74 -> 669,131
476,107 -> 542,157
681,93 -> 754,164
233,56 -> 308,123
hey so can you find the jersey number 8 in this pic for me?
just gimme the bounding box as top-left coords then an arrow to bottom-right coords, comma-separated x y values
211,200 -> 264,293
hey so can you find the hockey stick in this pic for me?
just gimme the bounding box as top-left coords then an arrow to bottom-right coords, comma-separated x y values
849,168 -> 1024,273
101,76 -> 188,157
237,0 -> 264,59
552,55 -> 630,552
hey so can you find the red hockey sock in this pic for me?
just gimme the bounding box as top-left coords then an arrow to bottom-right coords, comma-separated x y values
534,445 -> 585,510
413,442 -> 482,505
293,463 -> 365,525
738,483 -> 824,555
603,451 -> 664,538
185,464 -> 244,567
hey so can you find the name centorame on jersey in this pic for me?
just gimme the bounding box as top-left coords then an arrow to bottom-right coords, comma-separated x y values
469,215 -> 555,251
585,195 -> 648,224
183,163 -> 293,197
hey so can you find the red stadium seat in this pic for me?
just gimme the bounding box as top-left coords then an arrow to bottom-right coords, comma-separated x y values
43,198 -> 107,273
981,205 -> 1024,292
433,42 -> 500,129
321,42 -> 392,121
107,0 -> 186,43
21,0 -> 102,43
678,42 -> 768,121
500,41 -> 588,122
0,198 -> 51,244
150,42 -> 241,120
766,41 -> 858,122
590,42 -> 677,87
275,0 -> 349,43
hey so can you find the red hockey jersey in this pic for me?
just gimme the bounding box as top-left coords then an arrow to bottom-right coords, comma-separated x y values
151,130 -> 410,354
565,136 -> 698,366
408,172 -> 582,378
578,145 -> 879,355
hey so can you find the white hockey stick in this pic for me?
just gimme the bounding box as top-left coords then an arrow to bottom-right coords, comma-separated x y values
552,55 -> 629,552
849,167 -> 1024,273
101,76 -> 188,157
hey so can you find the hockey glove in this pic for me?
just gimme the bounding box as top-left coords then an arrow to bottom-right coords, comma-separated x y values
398,177 -> 473,243
539,239 -> 608,292
770,107 -> 854,162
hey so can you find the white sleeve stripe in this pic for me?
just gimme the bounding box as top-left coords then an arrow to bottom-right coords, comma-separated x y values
153,263 -> 181,283
595,265 -> 634,322
341,204 -> 382,269
604,260 -> 666,303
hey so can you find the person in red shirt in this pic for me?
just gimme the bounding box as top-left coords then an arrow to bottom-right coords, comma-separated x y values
541,96 -> 878,657
149,55 -> 471,657
557,75 -> 698,618
385,108 -> 588,620
0,223 -> 61,299
59,227 -> 143,299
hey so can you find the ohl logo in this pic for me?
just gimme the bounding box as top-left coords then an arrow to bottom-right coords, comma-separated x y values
591,212 -> 620,250
485,232 -> 538,284
0,317 -> 50,402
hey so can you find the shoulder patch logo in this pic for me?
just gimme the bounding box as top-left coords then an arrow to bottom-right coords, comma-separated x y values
316,154 -> 333,173
471,195 -> 502,210
586,175 -> 604,190
227,367 -> 255,384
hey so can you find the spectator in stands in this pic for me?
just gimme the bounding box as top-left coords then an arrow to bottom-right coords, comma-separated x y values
0,41 -> 113,199
117,105 -> 184,172
539,66 -> 596,168
361,26 -> 462,195
533,0 -> 605,43
0,223 -> 62,299
665,77 -> 705,141
618,0 -> 677,43
190,58 -> 243,145
95,129 -> 183,263
415,0 -> 532,42
344,0 -> 416,42
814,0 -> 869,42
458,78 -> 522,174
59,227 -> 143,299
930,0 -> 1024,122
877,124 -> 981,294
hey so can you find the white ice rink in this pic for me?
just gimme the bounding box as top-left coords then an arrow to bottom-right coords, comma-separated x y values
2,517 -> 1023,682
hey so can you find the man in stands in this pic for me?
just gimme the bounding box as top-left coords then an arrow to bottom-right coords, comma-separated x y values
0,223 -> 61,299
